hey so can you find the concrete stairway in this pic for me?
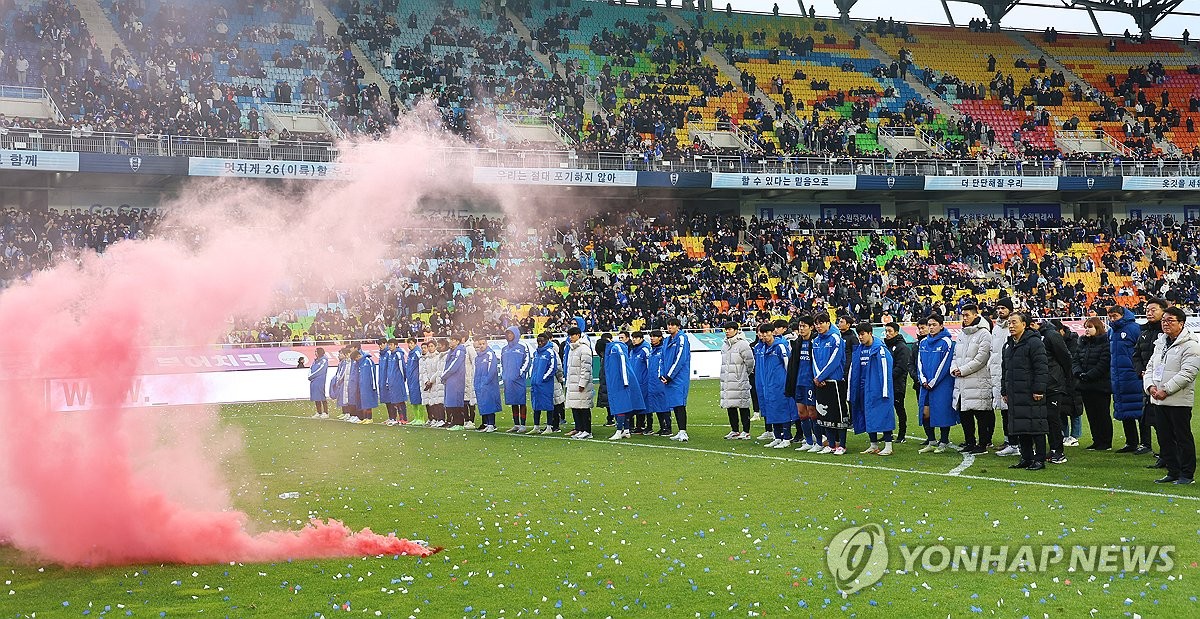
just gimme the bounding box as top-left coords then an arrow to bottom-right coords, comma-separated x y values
506,7 -> 603,119
855,33 -> 960,120
314,0 -> 389,104
71,0 -> 129,64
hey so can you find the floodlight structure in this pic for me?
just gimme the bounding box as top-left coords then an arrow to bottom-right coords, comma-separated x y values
1064,0 -> 1185,38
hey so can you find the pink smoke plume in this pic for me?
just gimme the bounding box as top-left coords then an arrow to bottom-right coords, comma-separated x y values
0,126 -> 479,565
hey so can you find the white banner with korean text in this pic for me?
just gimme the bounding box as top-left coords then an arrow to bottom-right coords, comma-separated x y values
472,167 -> 638,186
710,172 -> 857,190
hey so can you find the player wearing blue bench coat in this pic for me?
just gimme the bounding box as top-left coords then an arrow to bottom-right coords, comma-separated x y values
850,323 -> 896,456
441,334 -> 469,429
403,338 -> 424,423
356,348 -> 380,423
917,314 -> 958,452
661,317 -> 691,442
307,347 -> 329,418
755,323 -> 796,448
646,330 -> 672,436
381,339 -> 409,424
473,335 -> 502,432
501,326 -> 532,430
812,314 -> 849,453
530,332 -> 559,425
629,331 -> 653,434
604,332 -> 645,439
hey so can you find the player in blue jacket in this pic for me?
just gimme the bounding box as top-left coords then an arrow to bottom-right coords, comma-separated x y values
442,333 -> 469,430
308,347 -> 329,419
755,323 -> 796,448
530,332 -> 559,431
917,314 -> 958,453
812,314 -> 849,454
473,335 -> 502,432
404,338 -> 424,424
384,339 -> 409,424
500,326 -> 531,431
646,330 -> 672,436
605,332 -> 645,440
850,323 -> 896,456
661,317 -> 692,442
376,339 -> 400,426
629,331 -> 653,434
355,347 -> 379,424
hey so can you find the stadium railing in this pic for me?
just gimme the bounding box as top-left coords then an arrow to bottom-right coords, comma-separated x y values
0,128 -> 339,162
0,126 -> 1196,176
451,147 -> 1200,177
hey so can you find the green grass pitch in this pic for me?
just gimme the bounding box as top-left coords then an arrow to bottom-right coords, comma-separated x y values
2,380 -> 1199,617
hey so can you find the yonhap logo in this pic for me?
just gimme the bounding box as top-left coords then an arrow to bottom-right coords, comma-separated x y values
827,524 -> 888,595
128,156 -> 142,172
827,524 -> 1175,596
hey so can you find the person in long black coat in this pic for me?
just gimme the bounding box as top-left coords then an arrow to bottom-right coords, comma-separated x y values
1073,317 -> 1113,450
1037,320 -> 1073,463
1003,313 -> 1050,470
1055,320 -> 1085,445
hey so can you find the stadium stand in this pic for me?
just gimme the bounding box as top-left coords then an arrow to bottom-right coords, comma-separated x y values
213,212 -> 1200,343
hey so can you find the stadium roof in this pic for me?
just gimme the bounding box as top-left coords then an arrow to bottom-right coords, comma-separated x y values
730,0 -> 1199,38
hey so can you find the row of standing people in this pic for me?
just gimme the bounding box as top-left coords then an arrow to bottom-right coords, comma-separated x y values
305,319 -> 698,441
718,298 -> 1200,482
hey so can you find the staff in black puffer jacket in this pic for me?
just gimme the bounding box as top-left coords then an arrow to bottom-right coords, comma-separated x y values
1002,312 -> 1050,470
1073,317 -> 1112,450
1054,320 -> 1085,446
1037,320 -> 1073,463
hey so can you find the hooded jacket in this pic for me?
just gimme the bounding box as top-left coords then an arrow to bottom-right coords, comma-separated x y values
884,334 -> 910,395
990,316 -> 1010,410
605,340 -> 645,415
661,329 -> 691,408
720,331 -> 755,409
1108,308 -> 1143,420
565,337 -> 594,409
917,327 -> 957,427
753,337 -> 794,424
500,326 -> 531,406
357,352 -> 380,410
952,317 -> 993,412
404,346 -> 423,405
441,343 -> 468,408
849,336 -> 895,434
308,354 -> 328,402
474,345 -> 502,415
530,340 -> 559,411
1037,323 -> 1072,398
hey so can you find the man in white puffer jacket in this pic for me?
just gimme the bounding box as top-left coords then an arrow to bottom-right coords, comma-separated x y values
952,304 -> 993,454
1143,306 -> 1200,485
990,298 -> 1017,455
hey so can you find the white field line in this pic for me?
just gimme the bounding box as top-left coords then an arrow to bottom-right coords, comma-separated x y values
243,414 -> 1198,502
